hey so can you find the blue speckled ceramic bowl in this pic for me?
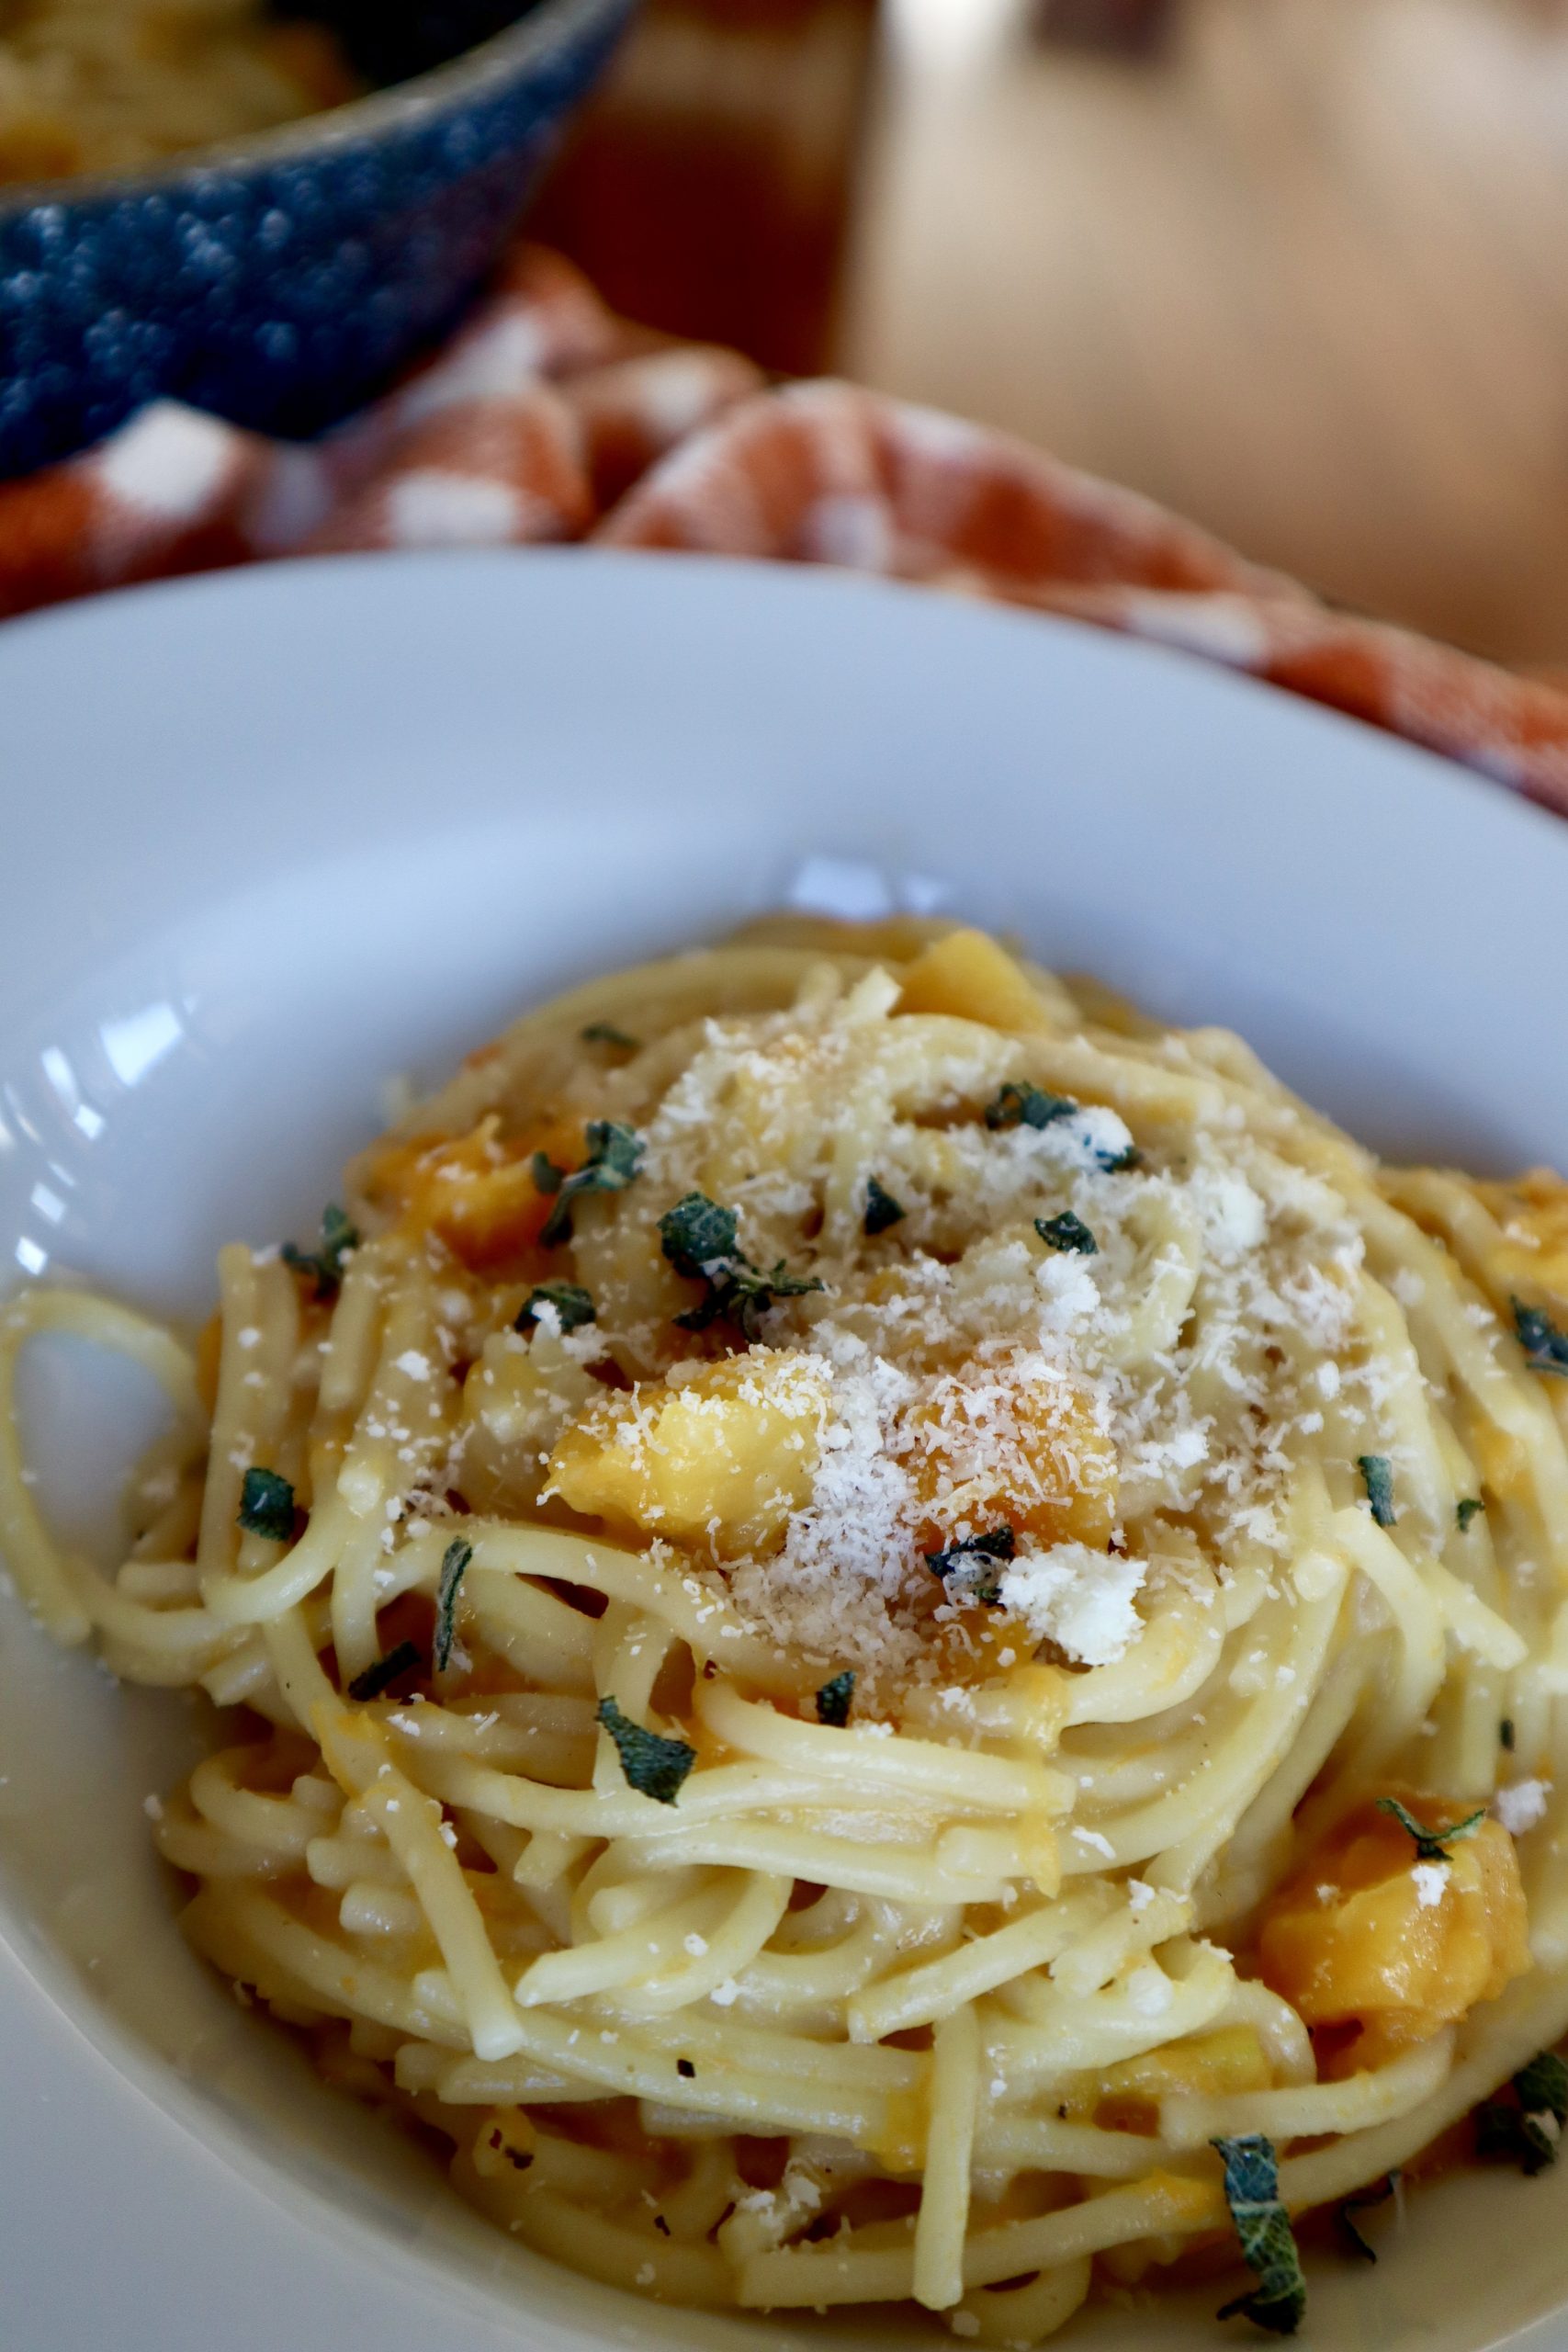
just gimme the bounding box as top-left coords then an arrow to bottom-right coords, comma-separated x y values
0,0 -> 635,479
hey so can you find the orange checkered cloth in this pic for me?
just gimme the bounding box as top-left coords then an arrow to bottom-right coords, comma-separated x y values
5,241 -> 1567,817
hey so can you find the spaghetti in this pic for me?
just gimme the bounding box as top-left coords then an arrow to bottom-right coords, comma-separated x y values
6,915 -> 1568,2341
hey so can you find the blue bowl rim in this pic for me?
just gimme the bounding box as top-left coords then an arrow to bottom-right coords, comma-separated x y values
0,0 -> 633,219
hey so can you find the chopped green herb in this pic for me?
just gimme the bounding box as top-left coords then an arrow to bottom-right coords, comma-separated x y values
434,1537 -> 472,1674
581,1021 -> 639,1049
1457,1497 -> 1484,1532
539,1121 -> 643,1249
1212,2133 -> 1306,2335
596,1696 -> 697,1805
815,1670 -> 856,1727
282,1203 -> 360,1300
1376,1794 -> 1486,1862
1477,2050 -> 1568,2174
237,1466 -> 295,1543
1098,1140 -> 1144,1173
863,1177 -> 907,1237
531,1151 -> 565,1195
1502,1717 -> 1517,1752
516,1282 -> 596,1335
1512,1295 -> 1568,1378
658,1191 -> 822,1340
1337,2172 -> 1398,2263
1035,1210 -> 1098,1255
985,1081 -> 1076,1132
347,1640 -> 422,1702
1357,1454 -> 1397,1528
660,1193 -> 739,1275
925,1527 -> 1016,1607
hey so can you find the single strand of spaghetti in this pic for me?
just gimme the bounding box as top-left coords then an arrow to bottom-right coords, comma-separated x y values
196,1244 -> 295,1594
316,1244 -> 388,1417
330,1510 -> 396,1685
1332,1507 -> 1448,1731
117,1555 -> 199,1602
263,1597 -> 339,1726
934,1818 -> 1058,1895
313,1704 -> 525,2061
974,2112 -> 1179,2178
845,1887 -> 1111,2043
693,1679 -> 1072,1815
1161,2029 -> 1454,2149
914,2002 -> 979,2311
199,1629 -> 280,1707
610,1873 -> 792,2015
1211,1976 -> 1316,2081
0,1287 -> 202,1641
390,2041 -> 587,2099
462,1566 -> 598,1693
306,1832 -> 409,1892
1418,1555 -> 1529,1668
619,1819 -> 1012,1905
336,1883 -> 428,1939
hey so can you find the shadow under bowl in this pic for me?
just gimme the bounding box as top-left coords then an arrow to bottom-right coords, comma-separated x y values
0,0 -> 635,480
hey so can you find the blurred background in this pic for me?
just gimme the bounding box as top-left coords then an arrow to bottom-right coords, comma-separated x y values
531,0 -> 1568,669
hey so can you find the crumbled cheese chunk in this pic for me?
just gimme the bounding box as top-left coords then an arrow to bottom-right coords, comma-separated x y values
997,1542 -> 1145,1667
1495,1778 -> 1552,1836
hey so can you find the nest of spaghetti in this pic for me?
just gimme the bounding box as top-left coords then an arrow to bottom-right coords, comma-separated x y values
7,916 -> 1568,2344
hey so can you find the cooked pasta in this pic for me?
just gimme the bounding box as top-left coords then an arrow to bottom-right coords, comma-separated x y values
6,914 -> 1568,2341
0,0 -> 357,185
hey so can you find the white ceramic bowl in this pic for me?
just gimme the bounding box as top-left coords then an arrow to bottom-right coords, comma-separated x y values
2,548 -> 1567,2352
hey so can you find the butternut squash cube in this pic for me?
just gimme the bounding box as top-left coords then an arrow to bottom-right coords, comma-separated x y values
545,1349 -> 828,1556
896,929 -> 1055,1035
1258,1791 -> 1530,2062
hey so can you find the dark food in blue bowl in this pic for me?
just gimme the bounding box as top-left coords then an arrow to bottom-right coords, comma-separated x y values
0,0 -> 635,478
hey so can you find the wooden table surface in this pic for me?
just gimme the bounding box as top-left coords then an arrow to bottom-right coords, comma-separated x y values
536,0 -> 1568,668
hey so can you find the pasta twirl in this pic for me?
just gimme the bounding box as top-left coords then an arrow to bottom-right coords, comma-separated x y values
7,915 -> 1568,2341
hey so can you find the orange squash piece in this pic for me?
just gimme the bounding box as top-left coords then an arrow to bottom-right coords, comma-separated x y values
1258,1790 -> 1530,2065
